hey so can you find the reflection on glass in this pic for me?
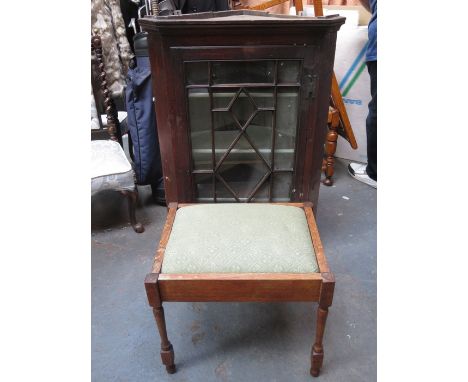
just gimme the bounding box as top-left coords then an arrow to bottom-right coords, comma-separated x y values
212,61 -> 275,84
193,173 -> 212,201
215,175 -> 236,202
272,172 -> 293,201
188,88 -> 211,170
218,137 -> 269,200
213,112 -> 238,164
247,111 -> 273,166
251,177 -> 270,202
277,60 -> 301,83
275,88 -> 299,170
186,62 -> 209,85
247,88 -> 274,108
231,90 -> 257,126
198,88 -> 275,112
212,89 -> 236,109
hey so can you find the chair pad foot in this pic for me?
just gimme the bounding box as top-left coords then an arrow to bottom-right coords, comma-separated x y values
132,222 -> 145,233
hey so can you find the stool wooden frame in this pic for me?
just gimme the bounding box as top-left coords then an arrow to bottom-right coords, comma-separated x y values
144,201 -> 334,377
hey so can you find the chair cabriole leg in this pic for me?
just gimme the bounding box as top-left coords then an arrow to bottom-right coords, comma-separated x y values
121,189 -> 144,233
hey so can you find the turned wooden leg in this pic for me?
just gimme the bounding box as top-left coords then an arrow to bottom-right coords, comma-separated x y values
121,189 -> 144,233
323,109 -> 339,187
311,307 -> 329,377
145,273 -> 176,374
153,306 -> 176,374
310,273 -> 335,377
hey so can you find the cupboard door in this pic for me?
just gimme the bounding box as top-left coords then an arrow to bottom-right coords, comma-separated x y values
171,45 -> 316,202
172,46 -> 317,202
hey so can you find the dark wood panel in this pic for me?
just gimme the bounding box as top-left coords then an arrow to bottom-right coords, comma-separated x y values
146,34 -> 179,202
171,45 -> 312,61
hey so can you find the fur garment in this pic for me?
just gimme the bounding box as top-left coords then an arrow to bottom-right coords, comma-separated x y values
91,0 -> 133,95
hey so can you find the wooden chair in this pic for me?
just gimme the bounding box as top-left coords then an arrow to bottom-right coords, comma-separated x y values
91,32 -> 144,233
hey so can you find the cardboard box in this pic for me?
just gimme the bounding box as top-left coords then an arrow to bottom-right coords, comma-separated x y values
302,4 -> 370,26
323,5 -> 371,26
333,26 -> 371,163
302,5 -> 372,163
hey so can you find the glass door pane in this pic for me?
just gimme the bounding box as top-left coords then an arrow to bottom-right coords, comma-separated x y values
185,60 -> 301,202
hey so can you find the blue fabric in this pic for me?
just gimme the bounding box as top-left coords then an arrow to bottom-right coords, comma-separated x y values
366,0 -> 377,62
126,57 -> 163,185
366,61 -> 377,180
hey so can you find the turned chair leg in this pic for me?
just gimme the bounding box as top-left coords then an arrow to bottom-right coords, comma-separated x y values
311,306 -> 329,377
322,109 -> 340,187
310,273 -> 335,377
121,189 -> 144,233
153,306 -> 176,374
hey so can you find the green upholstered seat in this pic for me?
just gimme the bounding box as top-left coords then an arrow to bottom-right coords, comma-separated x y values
162,204 -> 318,274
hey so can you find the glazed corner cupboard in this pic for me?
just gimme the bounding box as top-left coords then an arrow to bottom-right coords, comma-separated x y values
139,10 -> 345,378
140,10 -> 345,210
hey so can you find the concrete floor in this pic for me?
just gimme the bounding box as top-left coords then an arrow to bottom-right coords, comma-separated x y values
92,158 -> 376,382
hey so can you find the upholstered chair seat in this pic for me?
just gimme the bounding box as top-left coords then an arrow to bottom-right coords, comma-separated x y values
162,204 -> 319,274
91,140 -> 135,195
